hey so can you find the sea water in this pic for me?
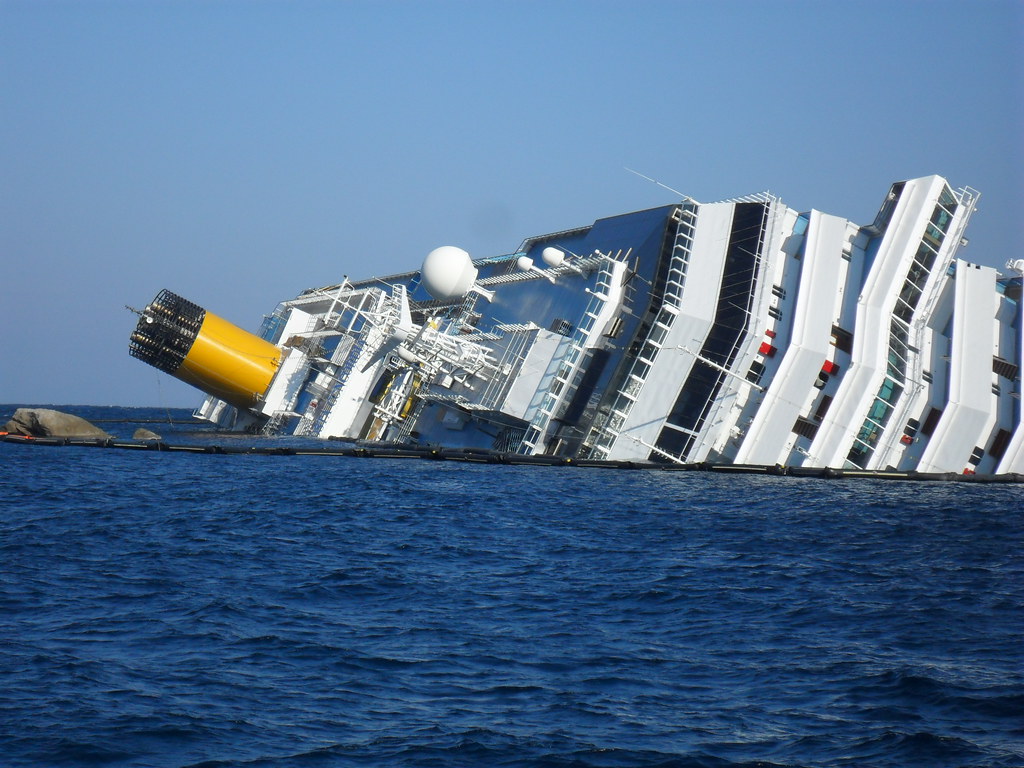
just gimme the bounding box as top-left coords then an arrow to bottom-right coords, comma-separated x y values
1,406 -> 1021,767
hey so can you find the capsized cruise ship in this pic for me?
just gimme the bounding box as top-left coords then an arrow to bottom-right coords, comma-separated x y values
129,175 -> 1024,474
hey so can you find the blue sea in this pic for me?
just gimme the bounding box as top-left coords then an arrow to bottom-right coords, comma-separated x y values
1,406 -> 1022,768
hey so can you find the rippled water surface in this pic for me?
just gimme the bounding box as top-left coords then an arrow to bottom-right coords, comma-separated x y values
2,407 -> 1022,767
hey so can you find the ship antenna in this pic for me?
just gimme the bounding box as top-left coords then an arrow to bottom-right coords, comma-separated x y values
625,168 -> 694,203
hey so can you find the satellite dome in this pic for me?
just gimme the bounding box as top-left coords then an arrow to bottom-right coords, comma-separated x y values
421,246 -> 478,300
541,247 -> 565,267
516,256 -> 534,271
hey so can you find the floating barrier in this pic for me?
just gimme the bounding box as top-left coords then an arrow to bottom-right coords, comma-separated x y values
2,433 -> 1021,483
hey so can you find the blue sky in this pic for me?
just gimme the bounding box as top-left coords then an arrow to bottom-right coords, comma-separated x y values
2,0 -> 1021,407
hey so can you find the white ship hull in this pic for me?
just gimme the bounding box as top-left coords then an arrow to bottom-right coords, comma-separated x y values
131,175 -> 1023,474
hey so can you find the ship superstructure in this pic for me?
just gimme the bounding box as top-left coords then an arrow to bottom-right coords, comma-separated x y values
129,175 -> 1024,474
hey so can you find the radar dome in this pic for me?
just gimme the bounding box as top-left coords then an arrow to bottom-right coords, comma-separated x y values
516,256 -> 535,271
421,246 -> 478,300
541,247 -> 565,267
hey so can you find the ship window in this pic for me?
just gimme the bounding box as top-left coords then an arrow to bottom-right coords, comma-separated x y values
894,298 -> 915,323
930,205 -> 952,234
656,308 -> 676,326
989,428 -> 1012,460
867,398 -> 892,423
923,223 -> 945,250
878,377 -> 902,404
640,341 -> 660,361
847,440 -> 872,468
654,424 -> 693,461
648,324 -> 669,345
550,318 -> 573,336
831,325 -> 853,353
259,313 -> 287,343
920,406 -> 943,436
899,279 -> 923,308
813,395 -> 833,422
865,183 -> 903,238
914,242 -> 938,272
907,261 -> 929,289
939,185 -> 959,213
856,420 -> 881,447
747,360 -> 765,385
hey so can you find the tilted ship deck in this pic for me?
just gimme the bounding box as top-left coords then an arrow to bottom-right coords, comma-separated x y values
129,175 -> 1024,475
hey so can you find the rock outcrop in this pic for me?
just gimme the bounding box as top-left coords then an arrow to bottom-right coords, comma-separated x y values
133,427 -> 162,440
3,408 -> 110,438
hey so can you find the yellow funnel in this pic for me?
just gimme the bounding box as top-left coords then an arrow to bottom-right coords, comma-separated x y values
129,290 -> 281,411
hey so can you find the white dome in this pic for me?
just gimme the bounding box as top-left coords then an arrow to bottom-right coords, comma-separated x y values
541,247 -> 565,267
421,246 -> 478,300
516,256 -> 535,271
